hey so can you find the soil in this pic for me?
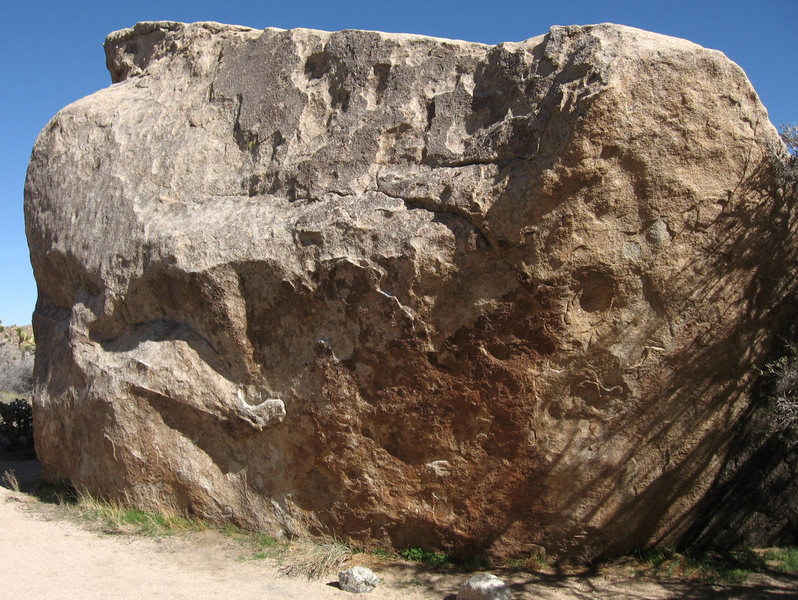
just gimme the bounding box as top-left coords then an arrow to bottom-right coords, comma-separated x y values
1,454 -> 797,599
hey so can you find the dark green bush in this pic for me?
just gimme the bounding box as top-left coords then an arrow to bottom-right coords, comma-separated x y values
0,398 -> 34,453
399,547 -> 450,566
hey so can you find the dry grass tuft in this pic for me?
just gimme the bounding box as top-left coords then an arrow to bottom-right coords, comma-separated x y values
69,490 -> 206,536
279,537 -> 352,579
1,469 -> 20,493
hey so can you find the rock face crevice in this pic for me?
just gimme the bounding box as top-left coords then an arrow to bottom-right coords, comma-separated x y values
25,20 -> 797,561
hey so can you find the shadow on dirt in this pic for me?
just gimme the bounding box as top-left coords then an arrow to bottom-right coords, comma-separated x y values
0,450 -> 41,493
378,559 -> 798,600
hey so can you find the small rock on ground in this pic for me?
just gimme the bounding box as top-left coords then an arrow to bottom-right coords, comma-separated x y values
338,566 -> 379,594
458,572 -> 511,600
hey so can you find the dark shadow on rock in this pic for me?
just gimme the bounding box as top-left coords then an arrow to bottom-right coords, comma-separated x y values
681,321 -> 798,551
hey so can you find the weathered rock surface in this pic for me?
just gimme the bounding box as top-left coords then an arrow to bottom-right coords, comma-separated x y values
24,21 -> 798,561
459,573 -> 511,600
338,566 -> 379,594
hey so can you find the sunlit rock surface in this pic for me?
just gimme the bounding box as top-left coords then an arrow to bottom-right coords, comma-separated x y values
24,21 -> 797,560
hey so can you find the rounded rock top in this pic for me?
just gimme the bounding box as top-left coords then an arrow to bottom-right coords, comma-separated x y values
338,566 -> 379,594
459,573 -> 511,600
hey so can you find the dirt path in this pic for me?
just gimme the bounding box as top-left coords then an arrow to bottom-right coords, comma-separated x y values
1,468 -> 797,599
1,485 -> 436,600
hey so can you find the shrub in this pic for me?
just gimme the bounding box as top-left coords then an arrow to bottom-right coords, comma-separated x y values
399,547 -> 450,566
0,398 -> 34,452
764,547 -> 798,573
781,123 -> 798,156
0,341 -> 34,397
772,124 -> 798,196
765,125 -> 798,435
765,339 -> 798,433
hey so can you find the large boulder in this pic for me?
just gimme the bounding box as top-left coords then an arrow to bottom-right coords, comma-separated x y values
24,21 -> 797,561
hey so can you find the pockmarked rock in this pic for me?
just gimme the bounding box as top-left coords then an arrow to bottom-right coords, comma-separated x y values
459,573 -> 511,600
338,566 -> 379,594
25,20 -> 798,561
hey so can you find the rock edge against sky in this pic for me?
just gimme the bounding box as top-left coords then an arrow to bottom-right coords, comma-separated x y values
24,21 -> 798,560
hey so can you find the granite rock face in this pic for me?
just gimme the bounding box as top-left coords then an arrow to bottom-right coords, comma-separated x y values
24,21 -> 797,560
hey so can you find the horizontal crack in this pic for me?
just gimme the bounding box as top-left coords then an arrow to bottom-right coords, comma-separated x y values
376,188 -> 495,249
427,156 -> 531,169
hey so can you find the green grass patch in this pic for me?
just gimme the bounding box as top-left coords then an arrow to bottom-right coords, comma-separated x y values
221,524 -> 288,560
250,533 -> 287,559
764,547 -> 798,574
629,546 -> 772,584
398,547 -> 493,570
72,494 -> 207,536
400,547 -> 451,567
219,523 -> 246,539
506,547 -> 548,572
37,483 -> 293,562
254,532 -> 281,548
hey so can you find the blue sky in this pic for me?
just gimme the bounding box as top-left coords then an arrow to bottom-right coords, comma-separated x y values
1,0 -> 795,326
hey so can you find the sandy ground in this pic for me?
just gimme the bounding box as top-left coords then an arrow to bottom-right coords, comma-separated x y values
0,483 -> 434,600
2,457 -> 797,599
